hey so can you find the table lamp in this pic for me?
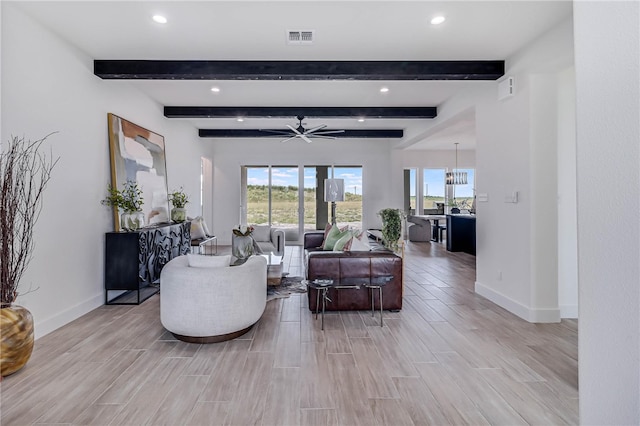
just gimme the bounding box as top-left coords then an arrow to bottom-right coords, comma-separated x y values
324,178 -> 345,225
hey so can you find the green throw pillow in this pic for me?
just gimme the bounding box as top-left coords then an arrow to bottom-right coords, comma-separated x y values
323,225 -> 349,251
333,232 -> 353,251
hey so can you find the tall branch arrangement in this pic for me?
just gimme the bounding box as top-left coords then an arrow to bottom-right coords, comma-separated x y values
0,135 -> 58,306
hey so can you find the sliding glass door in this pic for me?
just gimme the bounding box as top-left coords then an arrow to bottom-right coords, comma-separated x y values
243,165 -> 363,244
244,166 -> 300,241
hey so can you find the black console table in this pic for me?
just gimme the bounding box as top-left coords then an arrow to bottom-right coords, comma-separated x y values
446,215 -> 476,255
105,222 -> 190,304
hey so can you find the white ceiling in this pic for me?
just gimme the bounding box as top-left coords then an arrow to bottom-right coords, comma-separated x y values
13,1 -> 573,150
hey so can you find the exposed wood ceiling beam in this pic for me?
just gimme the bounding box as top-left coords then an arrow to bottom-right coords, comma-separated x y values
165,106 -> 436,119
94,60 -> 504,80
198,129 -> 404,138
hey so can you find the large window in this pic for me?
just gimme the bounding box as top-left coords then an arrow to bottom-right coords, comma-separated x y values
423,168 -> 446,211
333,166 -> 362,229
245,166 -> 299,229
243,165 -> 362,243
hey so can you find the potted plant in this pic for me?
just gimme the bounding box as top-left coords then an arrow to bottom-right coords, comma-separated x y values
168,188 -> 189,223
101,180 -> 144,231
0,134 -> 58,377
378,208 -> 403,252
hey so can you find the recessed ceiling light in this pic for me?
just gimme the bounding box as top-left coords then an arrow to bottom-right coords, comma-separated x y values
357,118 -> 365,122
152,15 -> 167,24
236,117 -> 244,122
380,87 -> 389,93
431,16 -> 446,25
210,87 -> 221,93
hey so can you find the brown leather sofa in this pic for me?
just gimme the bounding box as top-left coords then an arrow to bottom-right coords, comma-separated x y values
304,231 -> 403,311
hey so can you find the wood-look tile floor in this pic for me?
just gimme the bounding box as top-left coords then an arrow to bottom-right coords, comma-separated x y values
0,242 -> 578,425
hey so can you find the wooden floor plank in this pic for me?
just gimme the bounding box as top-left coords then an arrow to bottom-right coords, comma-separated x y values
198,340 -> 251,402
300,341 -> 334,409
349,337 -> 400,399
262,367 -> 301,426
328,353 -> 377,426
223,352 -> 274,425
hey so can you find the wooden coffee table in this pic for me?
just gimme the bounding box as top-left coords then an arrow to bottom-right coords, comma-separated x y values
260,253 -> 284,286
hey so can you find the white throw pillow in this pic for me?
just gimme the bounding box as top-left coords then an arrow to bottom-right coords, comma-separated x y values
190,218 -> 207,240
252,225 -> 271,242
187,254 -> 231,268
200,217 -> 212,237
348,234 -> 371,251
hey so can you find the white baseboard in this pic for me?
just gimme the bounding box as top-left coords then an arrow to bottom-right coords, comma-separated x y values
475,281 -> 561,323
34,293 -> 104,340
560,304 -> 578,319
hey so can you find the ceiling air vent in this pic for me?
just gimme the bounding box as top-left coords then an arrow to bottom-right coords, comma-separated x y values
287,30 -> 314,45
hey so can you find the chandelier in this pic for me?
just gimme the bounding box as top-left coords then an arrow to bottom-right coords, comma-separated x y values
445,143 -> 468,185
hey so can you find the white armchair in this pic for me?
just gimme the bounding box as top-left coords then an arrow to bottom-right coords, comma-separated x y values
251,225 -> 285,254
160,254 -> 267,343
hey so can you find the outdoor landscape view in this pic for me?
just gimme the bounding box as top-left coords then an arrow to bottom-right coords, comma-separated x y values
246,167 -> 363,230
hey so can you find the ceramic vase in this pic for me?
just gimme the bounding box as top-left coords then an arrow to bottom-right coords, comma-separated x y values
171,207 -> 187,223
121,211 -> 144,231
0,305 -> 34,377
232,235 -> 254,260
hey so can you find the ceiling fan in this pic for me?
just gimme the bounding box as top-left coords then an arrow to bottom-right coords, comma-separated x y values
260,115 -> 345,143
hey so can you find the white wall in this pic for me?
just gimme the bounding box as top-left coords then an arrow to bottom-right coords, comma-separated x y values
574,1 -> 640,423
400,149 -> 475,170
1,4 -> 204,338
208,137 -> 397,245
557,67 -> 578,318
474,17 -> 574,322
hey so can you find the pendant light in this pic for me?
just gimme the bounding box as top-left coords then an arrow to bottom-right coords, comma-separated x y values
446,143 -> 468,185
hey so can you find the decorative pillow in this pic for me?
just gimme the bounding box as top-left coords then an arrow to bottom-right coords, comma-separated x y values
320,222 -> 332,248
187,254 -> 231,268
252,225 -> 271,242
322,225 -> 350,251
190,218 -> 207,240
348,236 -> 371,251
333,232 -> 353,251
200,217 -> 212,237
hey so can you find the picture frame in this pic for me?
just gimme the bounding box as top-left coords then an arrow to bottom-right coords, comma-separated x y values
107,113 -> 170,231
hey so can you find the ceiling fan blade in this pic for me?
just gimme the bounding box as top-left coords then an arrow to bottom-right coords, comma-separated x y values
301,134 -> 313,143
286,124 -> 302,135
280,135 -> 298,143
304,124 -> 327,134
309,134 -> 338,140
312,129 -> 346,135
259,129 -> 294,135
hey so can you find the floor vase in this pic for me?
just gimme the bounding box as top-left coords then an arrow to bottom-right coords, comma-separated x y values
0,305 -> 34,377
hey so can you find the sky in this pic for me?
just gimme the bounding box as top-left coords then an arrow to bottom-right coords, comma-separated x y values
247,166 -> 364,195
